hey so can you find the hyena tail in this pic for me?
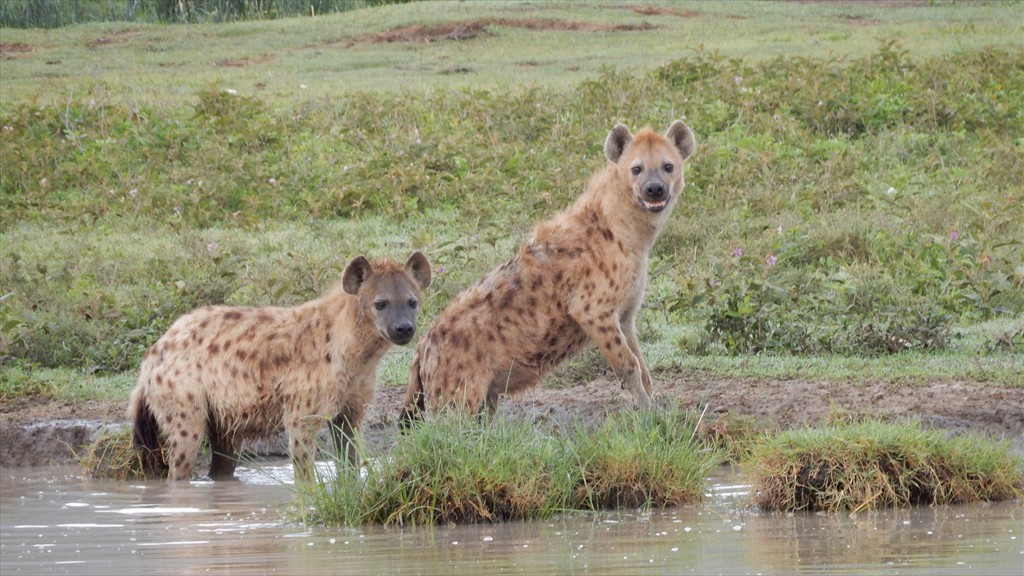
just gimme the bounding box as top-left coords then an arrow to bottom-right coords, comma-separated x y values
128,388 -> 168,478
397,352 -> 426,430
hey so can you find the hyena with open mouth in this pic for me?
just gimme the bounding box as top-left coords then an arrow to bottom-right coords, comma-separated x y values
401,120 -> 695,422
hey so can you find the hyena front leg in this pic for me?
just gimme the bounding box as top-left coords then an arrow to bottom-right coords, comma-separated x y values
332,404 -> 366,468
620,310 -> 654,397
572,304 -> 653,408
286,416 -> 321,483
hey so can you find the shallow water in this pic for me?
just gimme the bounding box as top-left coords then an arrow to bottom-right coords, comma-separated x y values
1,462 -> 1020,575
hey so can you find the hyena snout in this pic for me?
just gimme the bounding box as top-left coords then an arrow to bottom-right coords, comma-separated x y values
389,318 -> 416,345
372,301 -> 420,345
640,179 -> 671,212
644,181 -> 667,201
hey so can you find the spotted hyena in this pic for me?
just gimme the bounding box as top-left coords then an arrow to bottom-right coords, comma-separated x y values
128,252 -> 431,481
400,120 -> 695,422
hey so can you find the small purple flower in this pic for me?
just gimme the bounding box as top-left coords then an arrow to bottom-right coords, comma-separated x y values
950,231 -> 959,241
732,247 -> 743,258
436,265 -> 447,275
766,255 -> 777,267
206,241 -> 220,254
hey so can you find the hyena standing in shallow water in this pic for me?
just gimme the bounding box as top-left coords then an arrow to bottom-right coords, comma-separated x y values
128,252 -> 431,481
400,121 -> 695,422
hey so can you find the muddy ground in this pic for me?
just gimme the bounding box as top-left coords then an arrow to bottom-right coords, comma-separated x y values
2,374 -> 1022,470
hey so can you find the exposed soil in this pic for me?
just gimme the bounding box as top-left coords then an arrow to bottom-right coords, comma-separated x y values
343,18 -> 658,46
86,29 -> 138,49
631,6 -> 702,18
0,41 -> 32,58
1,375 -> 1021,469
216,53 -> 277,68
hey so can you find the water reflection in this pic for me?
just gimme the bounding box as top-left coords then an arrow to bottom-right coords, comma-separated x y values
1,463 -> 1020,575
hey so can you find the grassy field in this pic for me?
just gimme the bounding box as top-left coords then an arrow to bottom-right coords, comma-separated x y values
1,0 -> 1023,404
2,1 -> 1022,104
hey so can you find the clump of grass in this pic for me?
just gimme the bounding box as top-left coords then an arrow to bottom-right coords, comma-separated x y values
300,414 -> 569,526
694,411 -> 775,463
748,419 -> 1024,512
80,428 -> 146,480
569,408 -> 723,509
298,406 -> 721,526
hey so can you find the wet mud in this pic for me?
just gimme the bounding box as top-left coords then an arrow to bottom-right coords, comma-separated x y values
2,375 -> 1022,468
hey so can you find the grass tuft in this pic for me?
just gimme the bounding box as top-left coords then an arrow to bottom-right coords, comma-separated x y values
79,428 -> 146,480
296,406 -> 722,526
569,408 -> 721,509
747,418 -> 1024,512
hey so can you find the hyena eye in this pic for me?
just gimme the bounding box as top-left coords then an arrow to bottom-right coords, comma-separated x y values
374,301 -> 387,311
630,165 -> 642,176
408,299 -> 418,309
663,162 -> 674,173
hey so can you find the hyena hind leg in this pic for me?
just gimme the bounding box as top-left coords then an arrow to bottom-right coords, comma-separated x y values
207,430 -> 242,480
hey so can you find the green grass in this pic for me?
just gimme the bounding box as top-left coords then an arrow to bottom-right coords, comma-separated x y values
747,418 -> 1024,512
1,1 -> 1022,398
2,1 -> 1022,106
0,0 -> 402,28
0,364 -> 133,403
295,406 -> 723,526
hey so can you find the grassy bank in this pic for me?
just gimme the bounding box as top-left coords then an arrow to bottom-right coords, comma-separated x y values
82,405 -> 1022,521
297,408 -> 722,526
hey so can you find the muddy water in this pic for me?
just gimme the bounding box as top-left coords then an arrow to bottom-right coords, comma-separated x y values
1,462 -> 1020,575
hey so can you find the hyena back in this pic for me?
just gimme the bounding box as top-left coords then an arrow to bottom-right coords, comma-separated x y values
401,121 -> 695,422
128,252 -> 431,481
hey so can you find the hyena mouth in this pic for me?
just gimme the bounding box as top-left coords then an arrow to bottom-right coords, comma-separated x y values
638,196 -> 670,213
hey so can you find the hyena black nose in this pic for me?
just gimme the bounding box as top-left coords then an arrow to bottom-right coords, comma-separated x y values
391,320 -> 415,343
644,182 -> 666,200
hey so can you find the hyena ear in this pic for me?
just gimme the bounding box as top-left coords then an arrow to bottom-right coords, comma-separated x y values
405,251 -> 432,291
342,256 -> 374,295
665,120 -> 696,161
604,124 -> 634,164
